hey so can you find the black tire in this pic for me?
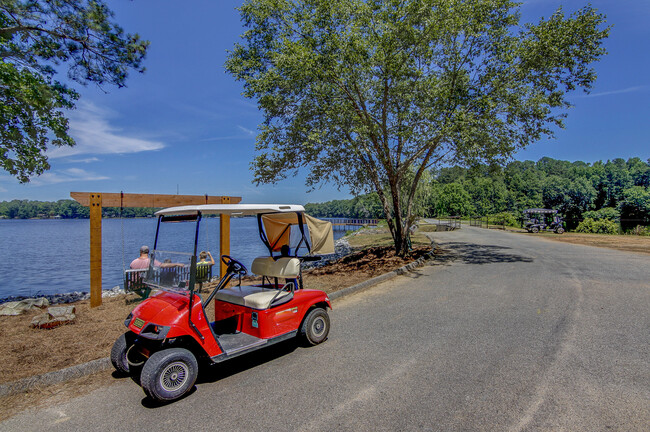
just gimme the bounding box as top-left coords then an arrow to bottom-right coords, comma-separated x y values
140,348 -> 198,401
556,227 -> 565,234
531,226 -> 539,234
111,333 -> 130,374
300,307 -> 330,346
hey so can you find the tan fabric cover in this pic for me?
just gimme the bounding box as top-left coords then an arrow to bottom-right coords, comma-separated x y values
261,214 -> 294,251
305,214 -> 335,254
214,285 -> 292,309
260,212 -> 334,255
251,257 -> 300,278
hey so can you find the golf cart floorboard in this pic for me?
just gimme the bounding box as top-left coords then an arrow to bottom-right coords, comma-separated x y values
218,332 -> 267,355
210,330 -> 299,362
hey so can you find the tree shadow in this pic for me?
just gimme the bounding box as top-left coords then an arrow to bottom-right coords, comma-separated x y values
433,242 -> 534,265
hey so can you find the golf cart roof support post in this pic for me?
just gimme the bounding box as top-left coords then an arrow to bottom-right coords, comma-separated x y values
153,215 -> 162,251
70,192 -> 242,308
187,255 -> 203,342
296,212 -> 311,255
257,213 -> 272,256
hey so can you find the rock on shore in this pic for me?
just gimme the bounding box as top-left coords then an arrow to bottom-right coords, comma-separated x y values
302,237 -> 352,269
0,285 -> 126,306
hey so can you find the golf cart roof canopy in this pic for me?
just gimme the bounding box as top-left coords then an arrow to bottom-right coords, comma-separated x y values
523,208 -> 558,214
154,204 -> 335,255
154,204 -> 305,217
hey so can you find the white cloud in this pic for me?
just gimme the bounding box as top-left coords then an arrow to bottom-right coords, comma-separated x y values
583,86 -> 648,98
48,101 -> 165,158
63,157 -> 100,163
237,125 -> 256,136
30,168 -> 109,185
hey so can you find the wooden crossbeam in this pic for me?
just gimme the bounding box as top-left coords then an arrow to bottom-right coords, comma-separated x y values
71,192 -> 242,307
71,192 -> 241,208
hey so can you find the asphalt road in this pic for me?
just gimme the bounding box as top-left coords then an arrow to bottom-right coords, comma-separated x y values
3,226 -> 649,431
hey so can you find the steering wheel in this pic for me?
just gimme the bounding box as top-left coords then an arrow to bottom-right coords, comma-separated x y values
221,255 -> 248,276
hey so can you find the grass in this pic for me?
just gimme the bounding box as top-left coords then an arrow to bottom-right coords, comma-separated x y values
345,226 -> 432,248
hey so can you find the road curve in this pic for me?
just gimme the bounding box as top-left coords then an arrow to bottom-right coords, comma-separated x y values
2,226 -> 649,431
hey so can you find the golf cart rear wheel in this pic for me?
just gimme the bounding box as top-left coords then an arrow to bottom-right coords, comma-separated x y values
531,226 -> 539,233
301,308 -> 330,346
110,333 -> 130,374
141,348 -> 198,401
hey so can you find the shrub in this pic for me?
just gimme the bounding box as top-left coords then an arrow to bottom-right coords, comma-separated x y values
626,225 -> 649,236
575,218 -> 619,234
583,207 -> 619,221
488,212 -> 519,227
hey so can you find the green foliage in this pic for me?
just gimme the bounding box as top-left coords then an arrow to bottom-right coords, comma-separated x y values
226,0 -> 609,256
0,199 -> 154,219
431,157 -> 649,229
575,218 -> 618,234
305,193 -> 383,218
618,186 -> 650,230
0,0 -> 149,182
488,212 -> 519,227
626,225 -> 649,236
583,207 -> 619,221
433,183 -> 474,217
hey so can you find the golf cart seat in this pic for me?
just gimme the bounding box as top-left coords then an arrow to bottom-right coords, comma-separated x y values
214,257 -> 299,309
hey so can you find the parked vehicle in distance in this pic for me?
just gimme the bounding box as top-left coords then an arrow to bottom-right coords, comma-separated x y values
111,204 -> 335,402
523,208 -> 565,234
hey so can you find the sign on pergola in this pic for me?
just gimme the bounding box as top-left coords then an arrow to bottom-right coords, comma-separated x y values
70,192 -> 242,307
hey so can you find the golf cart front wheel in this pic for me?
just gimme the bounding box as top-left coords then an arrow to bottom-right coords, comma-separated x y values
110,333 -> 130,374
141,348 -> 198,401
556,227 -> 565,234
301,307 -> 330,346
531,226 -> 539,233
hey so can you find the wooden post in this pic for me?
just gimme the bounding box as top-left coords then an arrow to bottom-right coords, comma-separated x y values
219,196 -> 231,279
89,193 -> 102,308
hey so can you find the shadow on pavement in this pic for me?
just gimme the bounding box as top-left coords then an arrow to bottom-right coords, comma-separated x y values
434,242 -> 534,265
140,338 -> 301,408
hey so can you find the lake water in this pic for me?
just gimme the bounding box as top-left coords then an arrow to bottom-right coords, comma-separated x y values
0,218 -> 347,299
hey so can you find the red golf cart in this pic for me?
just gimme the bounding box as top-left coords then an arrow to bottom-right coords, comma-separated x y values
111,204 -> 335,401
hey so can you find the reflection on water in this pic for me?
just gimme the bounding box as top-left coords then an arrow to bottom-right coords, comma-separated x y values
0,218 -> 345,298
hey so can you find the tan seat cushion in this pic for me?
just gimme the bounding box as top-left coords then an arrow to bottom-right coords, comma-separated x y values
251,257 -> 300,278
214,285 -> 292,310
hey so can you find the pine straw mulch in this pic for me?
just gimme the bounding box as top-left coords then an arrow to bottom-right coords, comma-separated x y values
0,245 -> 431,386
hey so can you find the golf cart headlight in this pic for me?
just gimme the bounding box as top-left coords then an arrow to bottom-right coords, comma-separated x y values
124,312 -> 133,328
141,323 -> 171,340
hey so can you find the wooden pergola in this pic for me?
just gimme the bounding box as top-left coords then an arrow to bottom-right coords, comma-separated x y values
71,192 -> 242,307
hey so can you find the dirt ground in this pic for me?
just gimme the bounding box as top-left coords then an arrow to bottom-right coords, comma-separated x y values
523,232 -> 650,255
0,245 -> 430,386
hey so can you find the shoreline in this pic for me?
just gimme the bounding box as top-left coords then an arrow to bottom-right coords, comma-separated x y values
0,238 -> 354,306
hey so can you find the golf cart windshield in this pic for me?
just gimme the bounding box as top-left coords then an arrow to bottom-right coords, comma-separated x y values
144,250 -> 194,291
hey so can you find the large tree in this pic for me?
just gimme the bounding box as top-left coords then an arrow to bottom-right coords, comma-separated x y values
0,0 -> 148,182
226,0 -> 609,256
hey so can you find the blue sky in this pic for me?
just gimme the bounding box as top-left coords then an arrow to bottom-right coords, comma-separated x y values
0,0 -> 648,204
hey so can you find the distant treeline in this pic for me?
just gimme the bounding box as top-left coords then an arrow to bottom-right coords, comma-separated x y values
0,199 -> 156,219
305,157 -> 650,231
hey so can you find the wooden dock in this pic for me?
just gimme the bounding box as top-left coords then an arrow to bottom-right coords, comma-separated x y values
329,218 -> 379,227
